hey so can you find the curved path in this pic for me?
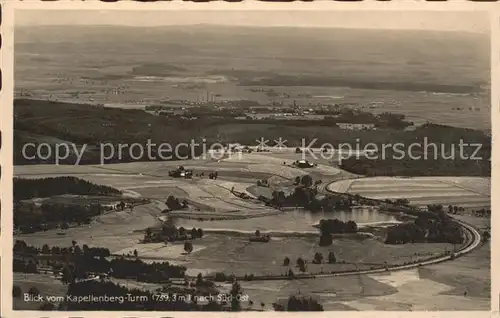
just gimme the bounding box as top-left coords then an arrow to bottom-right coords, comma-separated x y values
315,218 -> 481,277
190,217 -> 481,281
304,179 -> 483,277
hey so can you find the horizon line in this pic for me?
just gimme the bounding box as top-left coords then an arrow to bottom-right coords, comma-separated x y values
16,23 -> 490,35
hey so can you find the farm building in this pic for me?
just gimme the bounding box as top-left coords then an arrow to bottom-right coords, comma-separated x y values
293,160 -> 316,168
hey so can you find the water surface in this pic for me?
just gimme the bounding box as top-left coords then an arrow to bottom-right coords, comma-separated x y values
174,207 -> 396,232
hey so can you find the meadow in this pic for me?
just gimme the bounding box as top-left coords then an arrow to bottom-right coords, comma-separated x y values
328,177 -> 491,209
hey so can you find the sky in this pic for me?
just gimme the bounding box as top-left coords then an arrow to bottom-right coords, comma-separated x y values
15,10 -> 490,33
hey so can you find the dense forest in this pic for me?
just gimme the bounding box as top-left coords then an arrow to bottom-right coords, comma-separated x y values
13,240 -> 253,311
14,177 -> 125,233
340,123 -> 491,177
13,240 -> 186,282
14,202 -> 102,233
14,99 -> 490,177
385,205 -> 464,245
14,176 -> 121,200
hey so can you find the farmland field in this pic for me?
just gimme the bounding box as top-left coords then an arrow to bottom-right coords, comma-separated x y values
327,176 -> 490,209
13,148 -> 491,311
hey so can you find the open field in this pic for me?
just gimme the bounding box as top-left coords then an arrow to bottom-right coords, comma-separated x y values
242,260 -> 489,311
16,202 -> 161,252
327,176 -> 490,208
14,151 -> 490,311
15,231 -> 457,278
13,272 -> 67,310
185,235 -> 456,276
238,215 -> 490,311
14,153 -> 343,217
15,153 -> 490,225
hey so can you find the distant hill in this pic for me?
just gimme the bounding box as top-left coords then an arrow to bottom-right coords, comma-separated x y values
15,24 -> 489,89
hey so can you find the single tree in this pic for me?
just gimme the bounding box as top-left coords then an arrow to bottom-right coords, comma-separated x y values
196,272 -> 203,286
73,245 -> 82,256
313,252 -> 323,264
184,241 -> 193,254
300,175 -> 313,188
283,257 -> 290,266
482,231 -> 491,242
41,244 -> 50,255
299,263 -> 306,273
328,252 -> 337,264
294,176 -> 301,185
61,266 -> 74,285
230,281 -> 242,311
191,227 -> 198,239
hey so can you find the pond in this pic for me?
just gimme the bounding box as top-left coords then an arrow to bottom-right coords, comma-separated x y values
173,207 -> 397,233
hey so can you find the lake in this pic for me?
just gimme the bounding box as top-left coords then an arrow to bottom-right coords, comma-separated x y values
173,207 -> 397,233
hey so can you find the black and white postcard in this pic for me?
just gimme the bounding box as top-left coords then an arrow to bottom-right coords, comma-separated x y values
1,1 -> 497,316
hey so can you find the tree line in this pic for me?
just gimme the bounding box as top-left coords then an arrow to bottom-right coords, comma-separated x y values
273,296 -> 324,311
143,221 -> 204,244
14,240 -> 328,311
14,177 -> 127,233
13,240 -> 186,284
318,219 -> 357,246
14,176 -> 122,201
258,174 -> 353,213
16,99 -> 488,169
282,251 -> 338,274
385,207 -> 463,245
14,200 -> 105,233
339,123 -> 490,178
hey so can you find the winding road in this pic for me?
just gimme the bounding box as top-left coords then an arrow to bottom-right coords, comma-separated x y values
310,178 -> 483,277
